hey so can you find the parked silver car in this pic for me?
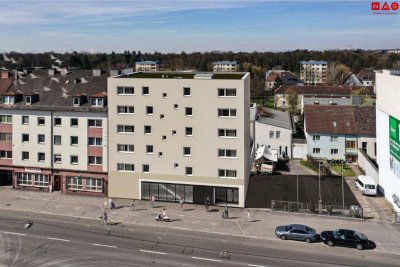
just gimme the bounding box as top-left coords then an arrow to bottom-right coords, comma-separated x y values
275,224 -> 319,243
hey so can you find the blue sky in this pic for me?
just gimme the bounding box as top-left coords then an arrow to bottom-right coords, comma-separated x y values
0,0 -> 399,53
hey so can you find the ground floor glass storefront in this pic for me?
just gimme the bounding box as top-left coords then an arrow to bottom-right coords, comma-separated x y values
215,187 -> 239,204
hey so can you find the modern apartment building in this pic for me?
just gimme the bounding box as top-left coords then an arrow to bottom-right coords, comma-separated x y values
213,61 -> 238,72
135,61 -> 159,72
0,69 -> 108,195
375,70 -> 400,212
108,72 -> 250,207
300,60 -> 327,85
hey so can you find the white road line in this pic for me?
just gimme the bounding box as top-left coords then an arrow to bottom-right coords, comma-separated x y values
248,264 -> 267,267
92,243 -> 117,249
139,249 -> 167,255
47,237 -> 70,242
2,232 -> 26,236
192,256 -> 222,262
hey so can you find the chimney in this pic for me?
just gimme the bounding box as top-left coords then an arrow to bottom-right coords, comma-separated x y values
48,69 -> 55,76
1,71 -> 9,79
93,69 -> 101,77
13,70 -> 18,80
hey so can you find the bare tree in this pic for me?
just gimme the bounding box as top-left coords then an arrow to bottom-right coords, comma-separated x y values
285,88 -> 299,112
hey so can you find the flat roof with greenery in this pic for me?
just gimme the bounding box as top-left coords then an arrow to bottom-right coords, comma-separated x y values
117,72 -> 246,80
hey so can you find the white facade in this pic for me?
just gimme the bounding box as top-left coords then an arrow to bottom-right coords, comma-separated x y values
300,60 -> 327,84
135,61 -> 159,72
213,61 -> 238,72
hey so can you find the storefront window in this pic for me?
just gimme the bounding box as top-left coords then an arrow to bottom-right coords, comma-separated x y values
141,182 -> 193,203
215,187 -> 239,204
17,173 -> 32,185
34,174 -> 49,187
85,177 -> 103,192
67,176 -> 83,190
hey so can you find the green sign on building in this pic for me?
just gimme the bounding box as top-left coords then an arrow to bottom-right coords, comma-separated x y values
390,116 -> 400,178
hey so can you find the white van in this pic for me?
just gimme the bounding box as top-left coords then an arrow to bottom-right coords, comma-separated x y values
356,175 -> 377,196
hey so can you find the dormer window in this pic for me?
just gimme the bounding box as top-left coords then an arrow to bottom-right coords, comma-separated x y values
91,98 -> 104,107
26,96 -> 32,105
73,97 -> 80,106
3,96 -> 14,105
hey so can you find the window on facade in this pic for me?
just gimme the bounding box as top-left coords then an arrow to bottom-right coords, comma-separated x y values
70,136 -> 78,146
54,154 -> 62,163
146,145 -> 154,154
218,169 -> 237,178
313,135 -> 320,141
162,93 -> 167,98
86,178 -> 103,192
185,107 -> 193,116
346,141 -> 356,149
162,135 -> 167,141
38,152 -> 45,162
67,176 -> 83,190
117,125 -> 134,133
331,136 -> 338,142
185,167 -> 193,176
71,118 -> 78,127
31,174 -> 49,187
88,156 -> 103,165
331,149 -> 338,155
22,116 -> 29,125
37,134 -> 45,144
218,88 -> 237,97
269,131 -> 274,139
172,130 -> 177,135
73,97 -> 80,106
158,152 -> 163,157
174,163 -> 179,168
174,104 -> 179,109
0,133 -> 12,141
88,119 -> 102,128
146,106 -> 153,115
54,118 -> 62,126
218,108 -> 236,117
3,96 -> 14,104
22,151 -> 29,160
276,131 -> 281,139
313,148 -> 321,154
37,117 -> 45,125
183,147 -> 191,156
117,144 -> 134,153
0,115 -> 12,124
142,164 -> 150,173
90,98 -> 104,107
183,87 -> 191,96
117,106 -> 134,114
54,135 -> 61,145
160,114 -> 165,119
218,149 -> 237,158
88,137 -> 102,146
22,134 -> 29,142
185,127 -> 193,136
0,150 -> 12,159
144,125 -> 152,134
70,155 -> 79,164
17,173 -> 31,185
117,163 -> 135,172
218,129 -> 237,138
117,86 -> 134,95
142,86 -> 149,95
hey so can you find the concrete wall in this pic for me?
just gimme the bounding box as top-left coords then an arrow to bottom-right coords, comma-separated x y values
357,136 -> 376,160
357,148 -> 379,185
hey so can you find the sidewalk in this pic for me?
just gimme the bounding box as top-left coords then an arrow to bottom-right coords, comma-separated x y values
1,186 -> 400,256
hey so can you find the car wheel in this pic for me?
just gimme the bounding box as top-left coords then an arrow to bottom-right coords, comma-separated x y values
327,241 -> 334,247
356,244 -> 363,250
305,238 -> 311,243
280,235 -> 286,240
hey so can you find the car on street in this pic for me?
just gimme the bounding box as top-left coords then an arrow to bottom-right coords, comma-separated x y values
275,224 -> 319,243
321,229 -> 369,250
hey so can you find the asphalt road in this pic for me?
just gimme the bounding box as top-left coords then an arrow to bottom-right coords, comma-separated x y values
0,210 -> 399,267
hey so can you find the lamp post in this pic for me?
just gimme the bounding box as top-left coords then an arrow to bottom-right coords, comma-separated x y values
297,163 -> 299,204
318,161 -> 322,214
342,161 -> 345,212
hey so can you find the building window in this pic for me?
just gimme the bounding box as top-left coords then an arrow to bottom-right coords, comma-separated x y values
66,176 -> 83,190
218,129 -> 237,138
158,152 -> 163,157
183,147 -> 191,156
174,104 -> 179,109
37,134 -> 45,144
160,114 -> 165,119
142,164 -> 150,173
218,88 -> 236,97
185,107 -> 193,116
185,127 -> 193,136
331,136 -> 338,142
172,130 -> 177,135
70,155 -> 79,164
0,150 -> 12,159
70,136 -> 78,146
117,144 -> 134,153
54,135 -> 61,145
174,163 -> 179,168
3,96 -> 15,104
142,86 -> 149,95
183,87 -> 191,96
38,152 -> 45,162
117,106 -> 134,114
117,163 -> 135,172
85,178 -> 103,192
313,148 -> 321,154
162,135 -> 167,141
162,93 -> 167,98
218,108 -> 236,117
52,153 -> 62,163
88,119 -> 102,128
22,151 -> 29,160
269,131 -> 274,139
215,187 -> 239,204
146,106 -> 154,115
71,118 -> 78,127
218,169 -> 237,178
0,133 -> 12,141
37,117 -> 45,125
144,125 -> 152,134
34,174 -> 49,187
117,86 -> 134,95
331,149 -> 338,155
0,115 -> 12,124
54,118 -> 62,126
17,173 -> 31,186
218,149 -> 237,158
22,133 -> 29,142
117,125 -> 134,133
73,97 -> 80,106
276,131 -> 281,139
88,137 -> 102,146
185,167 -> 193,176
313,135 -> 320,141
22,116 -> 29,125
88,156 -> 103,165
90,98 -> 104,107
146,145 -> 154,154
345,140 -> 356,149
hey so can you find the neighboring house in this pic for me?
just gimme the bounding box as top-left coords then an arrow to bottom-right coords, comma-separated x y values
357,69 -> 375,86
265,71 -> 280,91
135,61 -> 160,72
213,61 -> 238,72
304,105 -> 376,162
265,70 -> 302,91
343,73 -> 363,86
108,71 -> 250,207
300,60 -> 327,85
0,69 -> 109,195
254,108 -> 294,158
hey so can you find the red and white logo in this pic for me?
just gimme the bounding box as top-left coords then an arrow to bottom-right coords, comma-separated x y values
371,1 -> 399,14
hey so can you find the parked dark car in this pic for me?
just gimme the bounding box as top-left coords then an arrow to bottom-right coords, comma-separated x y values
275,224 -> 319,243
321,229 -> 369,250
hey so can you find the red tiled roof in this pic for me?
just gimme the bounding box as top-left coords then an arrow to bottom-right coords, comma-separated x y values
90,92 -> 107,98
266,72 -> 279,82
0,78 -> 13,95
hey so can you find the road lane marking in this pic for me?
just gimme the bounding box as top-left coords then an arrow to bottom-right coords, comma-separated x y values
192,256 -> 221,262
139,249 -> 167,255
92,243 -> 117,249
248,264 -> 267,267
3,232 -> 26,236
47,237 -> 70,242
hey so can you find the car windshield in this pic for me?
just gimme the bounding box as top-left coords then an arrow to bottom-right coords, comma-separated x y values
354,232 -> 368,240
365,184 -> 375,189
285,225 -> 292,231
306,227 -> 313,232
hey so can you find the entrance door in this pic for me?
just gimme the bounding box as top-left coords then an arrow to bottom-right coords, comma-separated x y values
0,170 -> 12,186
53,175 -> 61,191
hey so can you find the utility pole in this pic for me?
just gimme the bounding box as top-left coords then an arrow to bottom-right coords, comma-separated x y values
342,162 -> 345,212
297,163 -> 299,205
318,161 -> 322,214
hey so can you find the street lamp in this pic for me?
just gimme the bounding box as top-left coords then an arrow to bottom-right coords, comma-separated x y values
318,161 -> 322,214
297,163 -> 299,204
342,161 -> 345,212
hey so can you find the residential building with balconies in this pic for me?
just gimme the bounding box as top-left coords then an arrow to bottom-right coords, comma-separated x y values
300,60 -> 327,85
213,61 -> 238,72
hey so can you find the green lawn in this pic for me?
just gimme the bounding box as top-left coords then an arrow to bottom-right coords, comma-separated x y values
300,160 -> 317,172
330,165 -> 355,177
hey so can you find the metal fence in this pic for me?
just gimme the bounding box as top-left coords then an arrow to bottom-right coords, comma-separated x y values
271,200 -> 363,219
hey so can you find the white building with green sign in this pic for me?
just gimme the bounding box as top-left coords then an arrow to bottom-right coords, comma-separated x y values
376,70 -> 400,212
